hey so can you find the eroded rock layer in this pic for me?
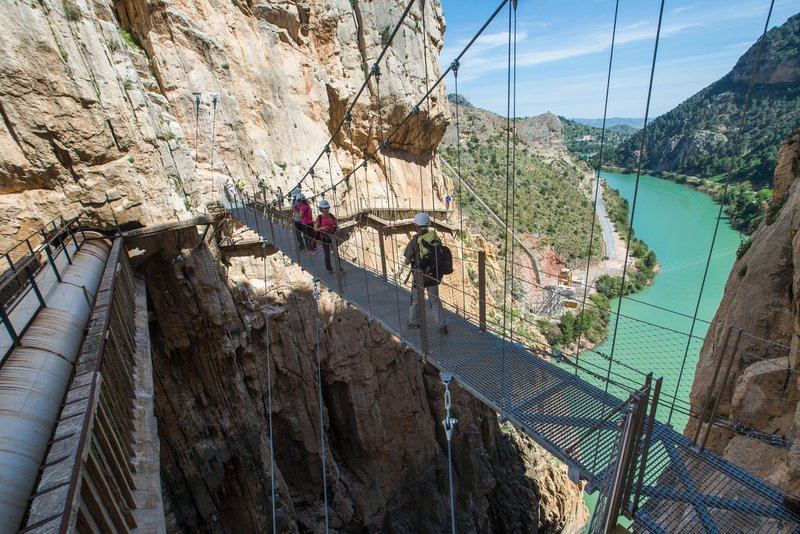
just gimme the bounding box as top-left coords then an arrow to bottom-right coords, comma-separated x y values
141,227 -> 586,532
686,129 -> 800,498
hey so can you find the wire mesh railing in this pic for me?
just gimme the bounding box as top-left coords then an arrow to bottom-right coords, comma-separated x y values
237,191 -> 799,453
227,192 -> 800,532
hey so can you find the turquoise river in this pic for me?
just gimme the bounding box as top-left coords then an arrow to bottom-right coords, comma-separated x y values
575,172 -> 741,527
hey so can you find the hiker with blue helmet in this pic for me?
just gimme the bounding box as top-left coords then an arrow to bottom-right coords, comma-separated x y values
404,212 -> 447,334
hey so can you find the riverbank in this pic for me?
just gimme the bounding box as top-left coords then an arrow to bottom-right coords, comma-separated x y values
603,166 -> 772,235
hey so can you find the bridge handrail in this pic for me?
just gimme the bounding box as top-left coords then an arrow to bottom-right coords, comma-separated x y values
238,193 -> 798,451
229,193 -> 800,532
0,215 -> 88,361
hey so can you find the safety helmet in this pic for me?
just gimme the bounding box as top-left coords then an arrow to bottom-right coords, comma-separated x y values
319,199 -> 331,209
414,212 -> 430,227
295,193 -> 305,200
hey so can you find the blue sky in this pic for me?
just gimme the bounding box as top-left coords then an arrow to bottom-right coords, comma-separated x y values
439,0 -> 798,119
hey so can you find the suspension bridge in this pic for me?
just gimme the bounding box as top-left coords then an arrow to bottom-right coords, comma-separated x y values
0,0 -> 797,532
219,0 -> 800,530
224,190 -> 800,533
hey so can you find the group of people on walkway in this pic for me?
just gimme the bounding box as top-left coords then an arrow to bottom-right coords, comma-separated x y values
224,177 -> 246,202
288,189 -> 449,334
291,188 -> 340,274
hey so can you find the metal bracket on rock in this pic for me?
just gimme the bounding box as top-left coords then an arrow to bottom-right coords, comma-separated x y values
441,371 -> 457,442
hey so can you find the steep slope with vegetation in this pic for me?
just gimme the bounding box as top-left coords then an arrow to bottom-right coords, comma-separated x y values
441,98 -> 602,263
613,13 -> 800,187
561,118 -> 637,167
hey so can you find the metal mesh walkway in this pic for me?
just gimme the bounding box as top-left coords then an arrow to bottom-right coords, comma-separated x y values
229,201 -> 800,533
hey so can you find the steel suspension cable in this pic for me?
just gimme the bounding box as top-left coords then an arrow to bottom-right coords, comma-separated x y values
499,0 -> 515,416
420,0 -> 437,212
193,93 -> 200,170
375,64 -> 406,330
311,280 -> 330,532
346,119 -> 374,316
604,0 -> 667,397
668,0 -> 776,424
263,251 -> 277,532
346,116 -> 359,215
416,109 -> 425,211
574,0 -> 620,376
326,146 -> 339,215
452,62 -> 467,316
210,94 -> 218,198
508,1 -> 519,343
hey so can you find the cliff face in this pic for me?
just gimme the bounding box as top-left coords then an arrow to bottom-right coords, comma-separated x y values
141,225 -> 586,532
1,0 -> 589,528
686,129 -> 800,497
0,0 -> 449,250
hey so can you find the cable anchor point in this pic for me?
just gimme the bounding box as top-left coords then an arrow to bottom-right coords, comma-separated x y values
450,60 -> 459,74
440,372 -> 457,442
344,111 -> 352,123
371,63 -> 381,77
324,144 -> 331,154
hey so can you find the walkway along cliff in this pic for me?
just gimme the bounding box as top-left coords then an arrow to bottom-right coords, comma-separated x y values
0,0 -> 589,531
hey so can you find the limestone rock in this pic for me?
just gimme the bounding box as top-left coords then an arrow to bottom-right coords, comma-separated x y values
139,233 -> 587,532
686,130 -> 800,499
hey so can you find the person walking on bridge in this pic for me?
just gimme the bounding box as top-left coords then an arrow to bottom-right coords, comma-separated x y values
404,212 -> 447,334
292,191 -> 307,250
295,194 -> 317,254
314,199 -> 340,274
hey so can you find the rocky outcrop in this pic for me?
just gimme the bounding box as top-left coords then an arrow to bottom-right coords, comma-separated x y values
1,0 -> 589,528
441,105 -> 569,160
686,129 -> 800,497
140,225 -> 587,532
0,0 -> 449,251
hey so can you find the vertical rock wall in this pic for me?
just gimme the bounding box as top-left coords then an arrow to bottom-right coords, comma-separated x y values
139,227 -> 586,532
686,129 -> 800,498
0,0 -> 450,251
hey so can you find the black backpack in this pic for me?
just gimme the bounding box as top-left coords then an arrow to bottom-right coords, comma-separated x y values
417,231 -> 454,283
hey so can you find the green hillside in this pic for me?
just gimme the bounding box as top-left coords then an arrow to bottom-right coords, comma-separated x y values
561,117 -> 636,168
613,13 -> 800,187
440,131 -> 602,263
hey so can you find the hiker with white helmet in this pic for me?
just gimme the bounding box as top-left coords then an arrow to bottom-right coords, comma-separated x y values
314,199 -> 340,273
404,212 -> 448,334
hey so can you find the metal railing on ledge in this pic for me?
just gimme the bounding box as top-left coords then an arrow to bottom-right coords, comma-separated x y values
0,215 -> 88,361
22,238 -> 139,532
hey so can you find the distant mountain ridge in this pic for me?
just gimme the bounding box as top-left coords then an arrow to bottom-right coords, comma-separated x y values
570,118 -> 644,129
613,13 -> 800,186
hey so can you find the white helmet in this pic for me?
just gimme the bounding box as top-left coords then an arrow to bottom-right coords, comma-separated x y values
414,212 -> 430,227
295,193 -> 305,200
319,199 -> 331,209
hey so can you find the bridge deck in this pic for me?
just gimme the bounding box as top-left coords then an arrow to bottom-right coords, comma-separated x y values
230,202 -> 800,533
